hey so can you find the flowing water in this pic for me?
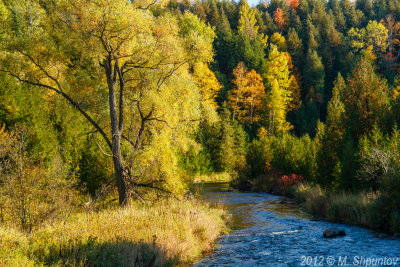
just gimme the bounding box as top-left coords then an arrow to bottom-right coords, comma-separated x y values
194,183 -> 400,267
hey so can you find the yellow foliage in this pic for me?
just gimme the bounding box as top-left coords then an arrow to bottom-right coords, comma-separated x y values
393,86 -> 400,100
193,62 -> 223,110
363,45 -> 377,62
257,127 -> 269,139
228,62 -> 266,124
270,32 -> 287,51
264,45 -> 293,134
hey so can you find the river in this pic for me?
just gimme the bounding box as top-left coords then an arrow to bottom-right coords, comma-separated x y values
194,183 -> 400,266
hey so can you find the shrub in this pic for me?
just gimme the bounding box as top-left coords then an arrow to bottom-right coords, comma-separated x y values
240,133 -> 318,188
0,125 -> 77,232
278,174 -> 304,191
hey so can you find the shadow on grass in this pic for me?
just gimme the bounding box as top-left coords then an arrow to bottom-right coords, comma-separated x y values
33,238 -> 177,267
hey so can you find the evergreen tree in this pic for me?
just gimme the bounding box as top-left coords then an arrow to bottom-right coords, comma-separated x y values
216,6 -> 232,34
217,102 -> 247,171
343,57 -> 389,140
287,28 -> 304,68
238,0 -> 259,38
317,73 -> 346,189
303,49 -> 325,102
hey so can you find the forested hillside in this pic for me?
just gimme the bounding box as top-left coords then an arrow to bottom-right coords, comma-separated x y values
170,0 -> 400,212
1,0 -> 400,265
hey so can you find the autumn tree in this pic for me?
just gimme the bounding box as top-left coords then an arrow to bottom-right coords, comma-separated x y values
228,62 -> 266,124
193,62 -> 222,111
347,21 -> 389,55
285,53 -> 302,111
270,32 -> 287,51
274,8 -> 287,32
287,0 -> 300,12
0,125 -> 75,231
264,45 -> 292,134
0,1 -> 216,205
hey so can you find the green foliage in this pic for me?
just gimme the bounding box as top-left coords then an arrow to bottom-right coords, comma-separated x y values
317,73 -> 346,189
242,132 -> 319,184
78,138 -> 113,196
180,103 -> 247,175
343,57 -> 389,140
303,49 -> 325,101
217,103 -> 247,172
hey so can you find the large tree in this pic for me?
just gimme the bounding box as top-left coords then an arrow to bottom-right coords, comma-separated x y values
0,1 -> 215,205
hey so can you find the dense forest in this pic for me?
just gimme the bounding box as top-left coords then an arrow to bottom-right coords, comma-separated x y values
1,0 -> 400,265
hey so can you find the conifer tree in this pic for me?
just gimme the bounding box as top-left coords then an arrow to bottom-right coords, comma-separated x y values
238,0 -> 259,38
343,57 -> 389,140
287,28 -> 304,68
303,49 -> 325,103
317,73 -> 346,188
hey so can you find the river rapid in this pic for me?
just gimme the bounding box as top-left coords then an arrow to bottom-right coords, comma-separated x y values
194,183 -> 400,267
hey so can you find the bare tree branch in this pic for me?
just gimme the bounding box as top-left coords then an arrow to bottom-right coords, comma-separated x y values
91,132 -> 113,157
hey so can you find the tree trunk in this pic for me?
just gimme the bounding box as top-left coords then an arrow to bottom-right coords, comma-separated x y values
104,58 -> 130,206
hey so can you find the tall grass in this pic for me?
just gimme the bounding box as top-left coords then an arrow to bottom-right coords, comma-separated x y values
289,183 -> 400,232
0,198 -> 228,266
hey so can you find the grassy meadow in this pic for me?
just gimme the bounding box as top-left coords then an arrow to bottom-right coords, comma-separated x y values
0,198 -> 229,266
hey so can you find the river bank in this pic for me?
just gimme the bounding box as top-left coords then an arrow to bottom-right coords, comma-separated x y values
232,173 -> 400,236
195,183 -> 400,266
288,183 -> 400,236
0,198 -> 228,266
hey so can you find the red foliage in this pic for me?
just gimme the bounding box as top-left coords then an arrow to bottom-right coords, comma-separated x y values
278,173 -> 304,190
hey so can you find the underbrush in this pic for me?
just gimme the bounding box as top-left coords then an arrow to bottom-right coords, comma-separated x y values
0,198 -> 228,266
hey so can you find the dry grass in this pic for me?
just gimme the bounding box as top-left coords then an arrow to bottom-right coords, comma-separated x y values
192,172 -> 235,183
0,198 -> 228,266
291,183 -> 380,229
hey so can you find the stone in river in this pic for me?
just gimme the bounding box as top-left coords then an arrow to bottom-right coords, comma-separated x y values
323,228 -> 346,238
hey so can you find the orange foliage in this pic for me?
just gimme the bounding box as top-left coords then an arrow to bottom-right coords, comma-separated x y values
287,0 -> 299,11
274,8 -> 287,32
228,62 -> 266,124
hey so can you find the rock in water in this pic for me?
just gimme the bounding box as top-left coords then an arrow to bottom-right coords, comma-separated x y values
323,228 -> 346,238
393,233 -> 400,238
378,233 -> 388,238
